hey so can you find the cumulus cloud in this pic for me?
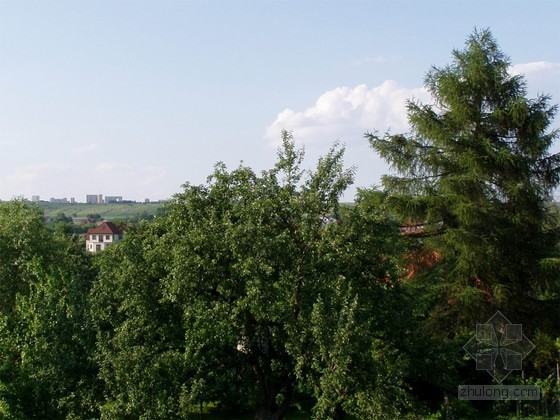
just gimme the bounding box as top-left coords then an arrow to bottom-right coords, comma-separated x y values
265,81 -> 429,146
511,61 -> 560,76
266,63 -> 560,149
264,81 -> 432,201
264,64 -> 560,201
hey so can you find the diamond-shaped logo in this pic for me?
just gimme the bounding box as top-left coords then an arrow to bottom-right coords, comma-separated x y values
463,311 -> 535,383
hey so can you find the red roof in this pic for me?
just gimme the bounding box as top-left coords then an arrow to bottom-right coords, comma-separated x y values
86,221 -> 122,235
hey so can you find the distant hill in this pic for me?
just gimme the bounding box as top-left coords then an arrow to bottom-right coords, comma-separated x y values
38,201 -> 166,222
36,200 -> 558,222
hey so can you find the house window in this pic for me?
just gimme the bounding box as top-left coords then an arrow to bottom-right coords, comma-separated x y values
89,243 -> 93,250
105,234 -> 111,240
96,244 -> 102,251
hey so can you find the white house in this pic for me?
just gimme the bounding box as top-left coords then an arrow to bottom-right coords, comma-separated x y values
86,221 -> 123,253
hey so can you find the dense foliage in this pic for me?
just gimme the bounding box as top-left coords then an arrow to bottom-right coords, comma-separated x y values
0,200 -> 99,418
89,134 -> 418,418
368,28 -> 560,415
368,29 -> 560,331
0,30 -> 559,419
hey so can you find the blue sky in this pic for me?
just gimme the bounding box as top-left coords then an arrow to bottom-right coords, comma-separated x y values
1,0 -> 559,202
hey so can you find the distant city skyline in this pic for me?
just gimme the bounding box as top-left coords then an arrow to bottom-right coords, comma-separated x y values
26,193 -> 161,204
1,1 -> 559,202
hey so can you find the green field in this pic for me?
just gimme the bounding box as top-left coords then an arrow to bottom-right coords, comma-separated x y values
38,201 -> 167,222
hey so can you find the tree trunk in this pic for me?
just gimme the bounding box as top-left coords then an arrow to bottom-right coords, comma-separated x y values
253,365 -> 293,420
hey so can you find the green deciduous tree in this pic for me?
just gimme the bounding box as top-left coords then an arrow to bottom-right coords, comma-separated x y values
0,199 -> 51,316
367,28 -> 560,333
90,132 -> 418,418
0,199 -> 99,418
90,220 -> 187,418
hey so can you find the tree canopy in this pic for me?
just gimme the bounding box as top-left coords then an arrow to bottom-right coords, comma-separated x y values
0,200 -> 98,418
90,133 -> 416,418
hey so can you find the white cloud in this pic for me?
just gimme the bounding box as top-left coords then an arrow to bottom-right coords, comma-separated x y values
73,142 -> 100,154
142,166 -> 167,186
266,64 -> 560,150
264,67 -> 560,202
264,81 -> 432,202
6,163 -> 71,183
265,81 -> 429,146
511,61 -> 560,76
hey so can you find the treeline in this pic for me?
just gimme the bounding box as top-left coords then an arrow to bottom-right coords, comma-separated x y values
1,29 -> 559,419
45,211 -> 160,237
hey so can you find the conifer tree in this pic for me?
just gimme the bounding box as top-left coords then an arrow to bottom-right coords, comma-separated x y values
367,29 -> 560,332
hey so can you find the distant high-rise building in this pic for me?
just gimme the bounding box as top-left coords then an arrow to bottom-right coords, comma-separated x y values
31,195 -> 40,202
104,196 -> 123,203
50,197 -> 68,204
86,194 -> 99,204
70,197 -> 75,204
